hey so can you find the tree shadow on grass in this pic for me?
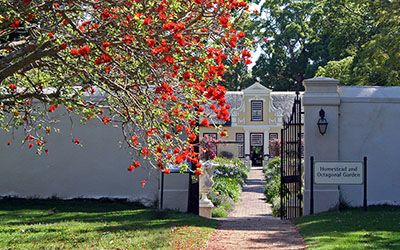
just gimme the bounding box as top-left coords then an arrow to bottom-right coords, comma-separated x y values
0,197 -> 215,231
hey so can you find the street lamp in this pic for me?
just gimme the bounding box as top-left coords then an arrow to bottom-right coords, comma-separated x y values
317,109 -> 328,135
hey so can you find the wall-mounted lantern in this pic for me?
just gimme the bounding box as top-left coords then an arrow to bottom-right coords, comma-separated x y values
317,109 -> 328,135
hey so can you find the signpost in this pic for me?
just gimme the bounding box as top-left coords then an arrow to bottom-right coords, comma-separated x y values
310,156 -> 367,214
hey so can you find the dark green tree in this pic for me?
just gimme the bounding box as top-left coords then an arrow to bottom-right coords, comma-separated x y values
250,0 -> 327,91
252,0 -> 400,88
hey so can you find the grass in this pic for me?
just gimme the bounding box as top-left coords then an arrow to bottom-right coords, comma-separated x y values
295,206 -> 400,250
0,198 -> 217,250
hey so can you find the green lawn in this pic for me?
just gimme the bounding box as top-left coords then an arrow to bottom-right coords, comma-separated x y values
295,206 -> 400,250
0,198 -> 217,249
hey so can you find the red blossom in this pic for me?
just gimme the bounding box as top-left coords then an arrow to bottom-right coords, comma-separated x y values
133,161 -> 141,168
10,19 -> 20,28
70,48 -> 80,56
102,117 -> 111,124
143,17 -> 152,25
175,124 -> 183,132
200,118 -> 210,127
48,105 -> 57,113
78,44 -> 91,57
194,168 -> 202,176
141,147 -> 150,157
73,138 -> 80,145
237,31 -> 245,39
131,135 -> 139,146
8,83 -> 17,91
188,133 -> 197,143
219,16 -> 229,28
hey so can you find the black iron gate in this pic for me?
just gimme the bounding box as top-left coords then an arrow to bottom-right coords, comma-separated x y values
280,92 -> 303,219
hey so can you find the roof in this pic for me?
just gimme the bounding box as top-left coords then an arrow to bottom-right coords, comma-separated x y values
270,92 -> 299,118
224,88 -> 300,122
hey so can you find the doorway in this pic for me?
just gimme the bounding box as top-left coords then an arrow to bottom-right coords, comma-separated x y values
250,133 -> 264,166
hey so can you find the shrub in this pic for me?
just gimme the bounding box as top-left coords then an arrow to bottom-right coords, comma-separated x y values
263,157 -> 281,203
212,177 -> 241,202
263,157 -> 282,216
271,195 -> 282,217
213,157 -> 249,186
208,157 -> 249,217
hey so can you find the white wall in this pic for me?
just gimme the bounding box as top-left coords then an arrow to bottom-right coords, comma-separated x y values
303,78 -> 400,214
0,108 -> 189,208
339,88 -> 400,206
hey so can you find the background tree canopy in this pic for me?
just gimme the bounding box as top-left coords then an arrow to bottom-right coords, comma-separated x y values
225,0 -> 400,91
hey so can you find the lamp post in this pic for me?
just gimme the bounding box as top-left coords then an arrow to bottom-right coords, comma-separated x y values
317,109 -> 328,135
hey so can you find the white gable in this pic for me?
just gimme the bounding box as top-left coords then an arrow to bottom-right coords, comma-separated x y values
243,82 -> 272,95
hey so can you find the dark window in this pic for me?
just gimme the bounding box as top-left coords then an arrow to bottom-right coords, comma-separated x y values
251,100 -> 263,121
269,133 -> 279,158
236,133 -> 245,158
250,133 -> 263,146
269,133 -> 278,141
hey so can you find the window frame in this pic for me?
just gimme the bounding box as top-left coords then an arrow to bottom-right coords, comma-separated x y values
236,133 -> 245,158
251,100 -> 263,121
269,133 -> 278,141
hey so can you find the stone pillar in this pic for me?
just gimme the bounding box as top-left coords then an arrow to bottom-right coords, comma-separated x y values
244,130 -> 251,157
303,77 -> 340,215
199,162 -> 215,218
263,130 -> 270,157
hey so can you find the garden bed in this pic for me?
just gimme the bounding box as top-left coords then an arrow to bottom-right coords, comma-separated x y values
263,157 -> 281,216
208,157 -> 249,217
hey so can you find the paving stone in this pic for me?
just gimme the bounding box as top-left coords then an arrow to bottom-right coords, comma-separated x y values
206,167 -> 306,250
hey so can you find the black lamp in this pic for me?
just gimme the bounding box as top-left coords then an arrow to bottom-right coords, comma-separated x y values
317,109 -> 328,135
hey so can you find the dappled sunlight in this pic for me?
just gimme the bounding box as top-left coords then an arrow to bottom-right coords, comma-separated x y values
0,198 -> 217,249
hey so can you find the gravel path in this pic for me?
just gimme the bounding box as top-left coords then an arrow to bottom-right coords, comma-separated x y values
206,167 -> 306,250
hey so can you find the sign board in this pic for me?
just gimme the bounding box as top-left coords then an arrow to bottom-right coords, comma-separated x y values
314,161 -> 363,184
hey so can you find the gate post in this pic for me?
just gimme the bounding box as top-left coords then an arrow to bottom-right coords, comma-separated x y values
303,77 -> 341,215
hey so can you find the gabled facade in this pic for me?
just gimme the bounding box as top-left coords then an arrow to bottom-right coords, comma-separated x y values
200,83 -> 297,166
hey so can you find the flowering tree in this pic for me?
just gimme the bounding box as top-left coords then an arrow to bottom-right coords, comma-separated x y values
268,139 -> 280,158
199,134 -> 219,161
0,0 -> 252,174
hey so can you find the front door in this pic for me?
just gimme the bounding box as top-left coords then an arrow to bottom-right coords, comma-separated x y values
250,133 -> 264,166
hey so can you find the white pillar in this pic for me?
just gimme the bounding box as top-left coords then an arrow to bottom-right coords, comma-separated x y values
263,129 -> 270,157
303,77 -> 341,215
244,130 -> 251,157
